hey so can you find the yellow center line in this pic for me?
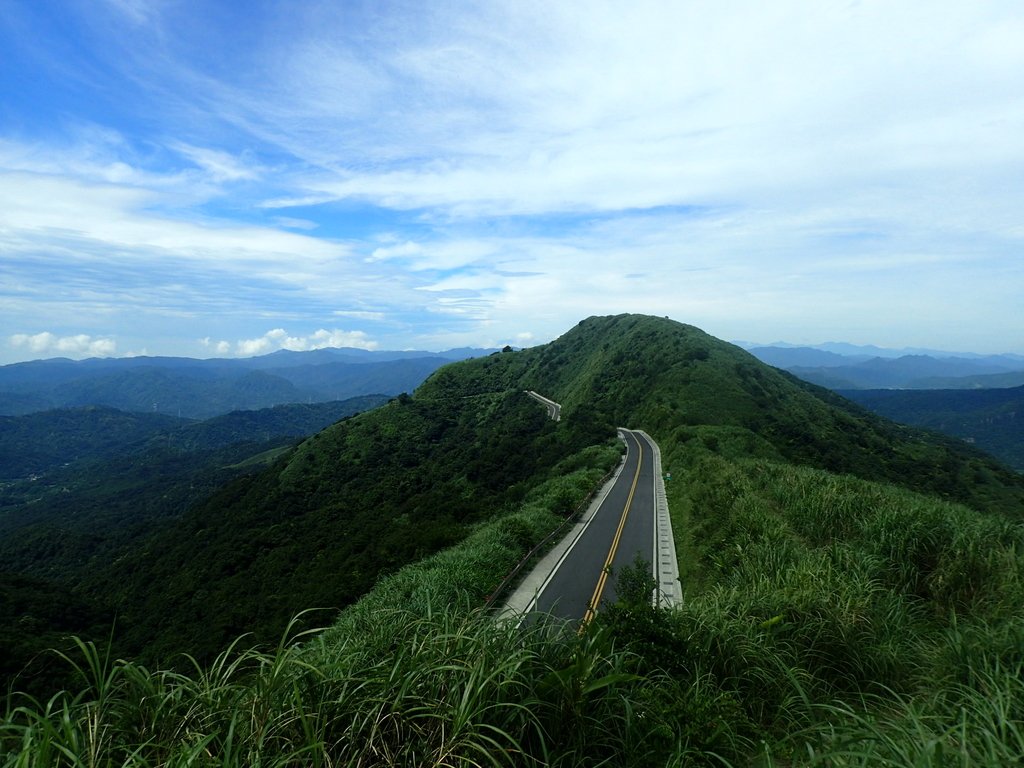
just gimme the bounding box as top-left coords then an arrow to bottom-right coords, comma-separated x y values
581,435 -> 644,628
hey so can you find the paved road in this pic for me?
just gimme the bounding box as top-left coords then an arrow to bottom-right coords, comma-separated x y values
525,429 -> 657,623
526,391 -> 561,421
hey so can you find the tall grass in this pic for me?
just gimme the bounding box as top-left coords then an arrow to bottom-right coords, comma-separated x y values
645,444 -> 1024,764
778,659 -> 1024,767
1,605 -> 689,767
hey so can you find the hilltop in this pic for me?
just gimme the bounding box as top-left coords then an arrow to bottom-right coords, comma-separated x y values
4,315 -> 1024,765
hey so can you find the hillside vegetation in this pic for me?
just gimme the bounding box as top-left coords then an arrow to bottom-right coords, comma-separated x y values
0,397 -> 388,695
841,385 -> 1024,471
4,315 -> 1023,765
71,378 -> 612,665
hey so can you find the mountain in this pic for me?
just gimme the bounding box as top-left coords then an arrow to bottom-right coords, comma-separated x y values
910,370 -> 1024,389
0,397 -> 389,479
5,315 -> 1024,764
841,386 -> 1024,471
47,314 -> 1023,664
0,396 -> 389,693
742,339 -> 1024,361
0,347 -> 494,418
0,406 -> 186,479
748,348 -> 1024,390
746,346 -> 870,368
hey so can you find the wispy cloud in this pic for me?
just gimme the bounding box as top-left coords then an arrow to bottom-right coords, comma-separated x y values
170,143 -> 263,183
199,337 -> 231,355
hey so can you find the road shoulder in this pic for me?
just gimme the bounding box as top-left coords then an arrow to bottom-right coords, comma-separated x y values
497,437 -> 629,619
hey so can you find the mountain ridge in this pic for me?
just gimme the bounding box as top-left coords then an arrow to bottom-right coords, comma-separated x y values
745,344 -> 1024,390
0,347 -> 496,418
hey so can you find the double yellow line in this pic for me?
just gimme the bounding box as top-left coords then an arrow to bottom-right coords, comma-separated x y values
581,435 -> 644,627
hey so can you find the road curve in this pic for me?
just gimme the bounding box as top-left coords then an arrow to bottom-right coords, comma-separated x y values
513,429 -> 658,624
526,390 -> 561,421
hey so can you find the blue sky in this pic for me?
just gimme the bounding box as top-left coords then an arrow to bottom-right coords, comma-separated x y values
2,0 -> 1022,363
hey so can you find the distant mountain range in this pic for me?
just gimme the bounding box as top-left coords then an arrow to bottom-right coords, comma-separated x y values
0,397 -> 389,480
736,340 -> 1024,361
0,347 -> 495,418
743,345 -> 1024,390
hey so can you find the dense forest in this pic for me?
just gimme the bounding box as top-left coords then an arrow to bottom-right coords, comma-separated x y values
3,315 -> 1023,765
841,385 -> 1024,471
0,396 -> 388,692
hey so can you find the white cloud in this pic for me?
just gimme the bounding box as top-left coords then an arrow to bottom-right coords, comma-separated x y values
215,2 -> 1024,222
200,337 -> 232,354
170,142 -> 262,183
368,238 -> 495,272
369,241 -> 423,262
273,216 -> 318,230
235,328 -> 378,356
332,310 -> 386,321
10,331 -> 117,357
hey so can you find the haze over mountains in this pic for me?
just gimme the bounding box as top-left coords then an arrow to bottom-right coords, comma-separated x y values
737,343 -> 1024,471
743,343 -> 1024,390
0,347 -> 494,418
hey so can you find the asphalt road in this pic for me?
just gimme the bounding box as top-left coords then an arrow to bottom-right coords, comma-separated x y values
526,390 -> 561,421
530,429 -> 656,623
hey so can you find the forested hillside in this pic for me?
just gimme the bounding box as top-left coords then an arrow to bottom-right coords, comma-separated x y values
91,378 -> 611,664
0,396 -> 388,693
4,315 -> 1024,765
841,385 -> 1024,471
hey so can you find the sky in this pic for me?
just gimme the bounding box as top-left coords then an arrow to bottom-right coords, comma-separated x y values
1,0 -> 1022,364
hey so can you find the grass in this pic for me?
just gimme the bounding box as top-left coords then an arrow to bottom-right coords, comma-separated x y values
3,607 -> 677,767
639,439 -> 1024,764
2,443 -> 642,767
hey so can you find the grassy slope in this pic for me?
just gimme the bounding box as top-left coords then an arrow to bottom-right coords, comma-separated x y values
639,446 -> 1024,764
476,314 -> 1024,515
